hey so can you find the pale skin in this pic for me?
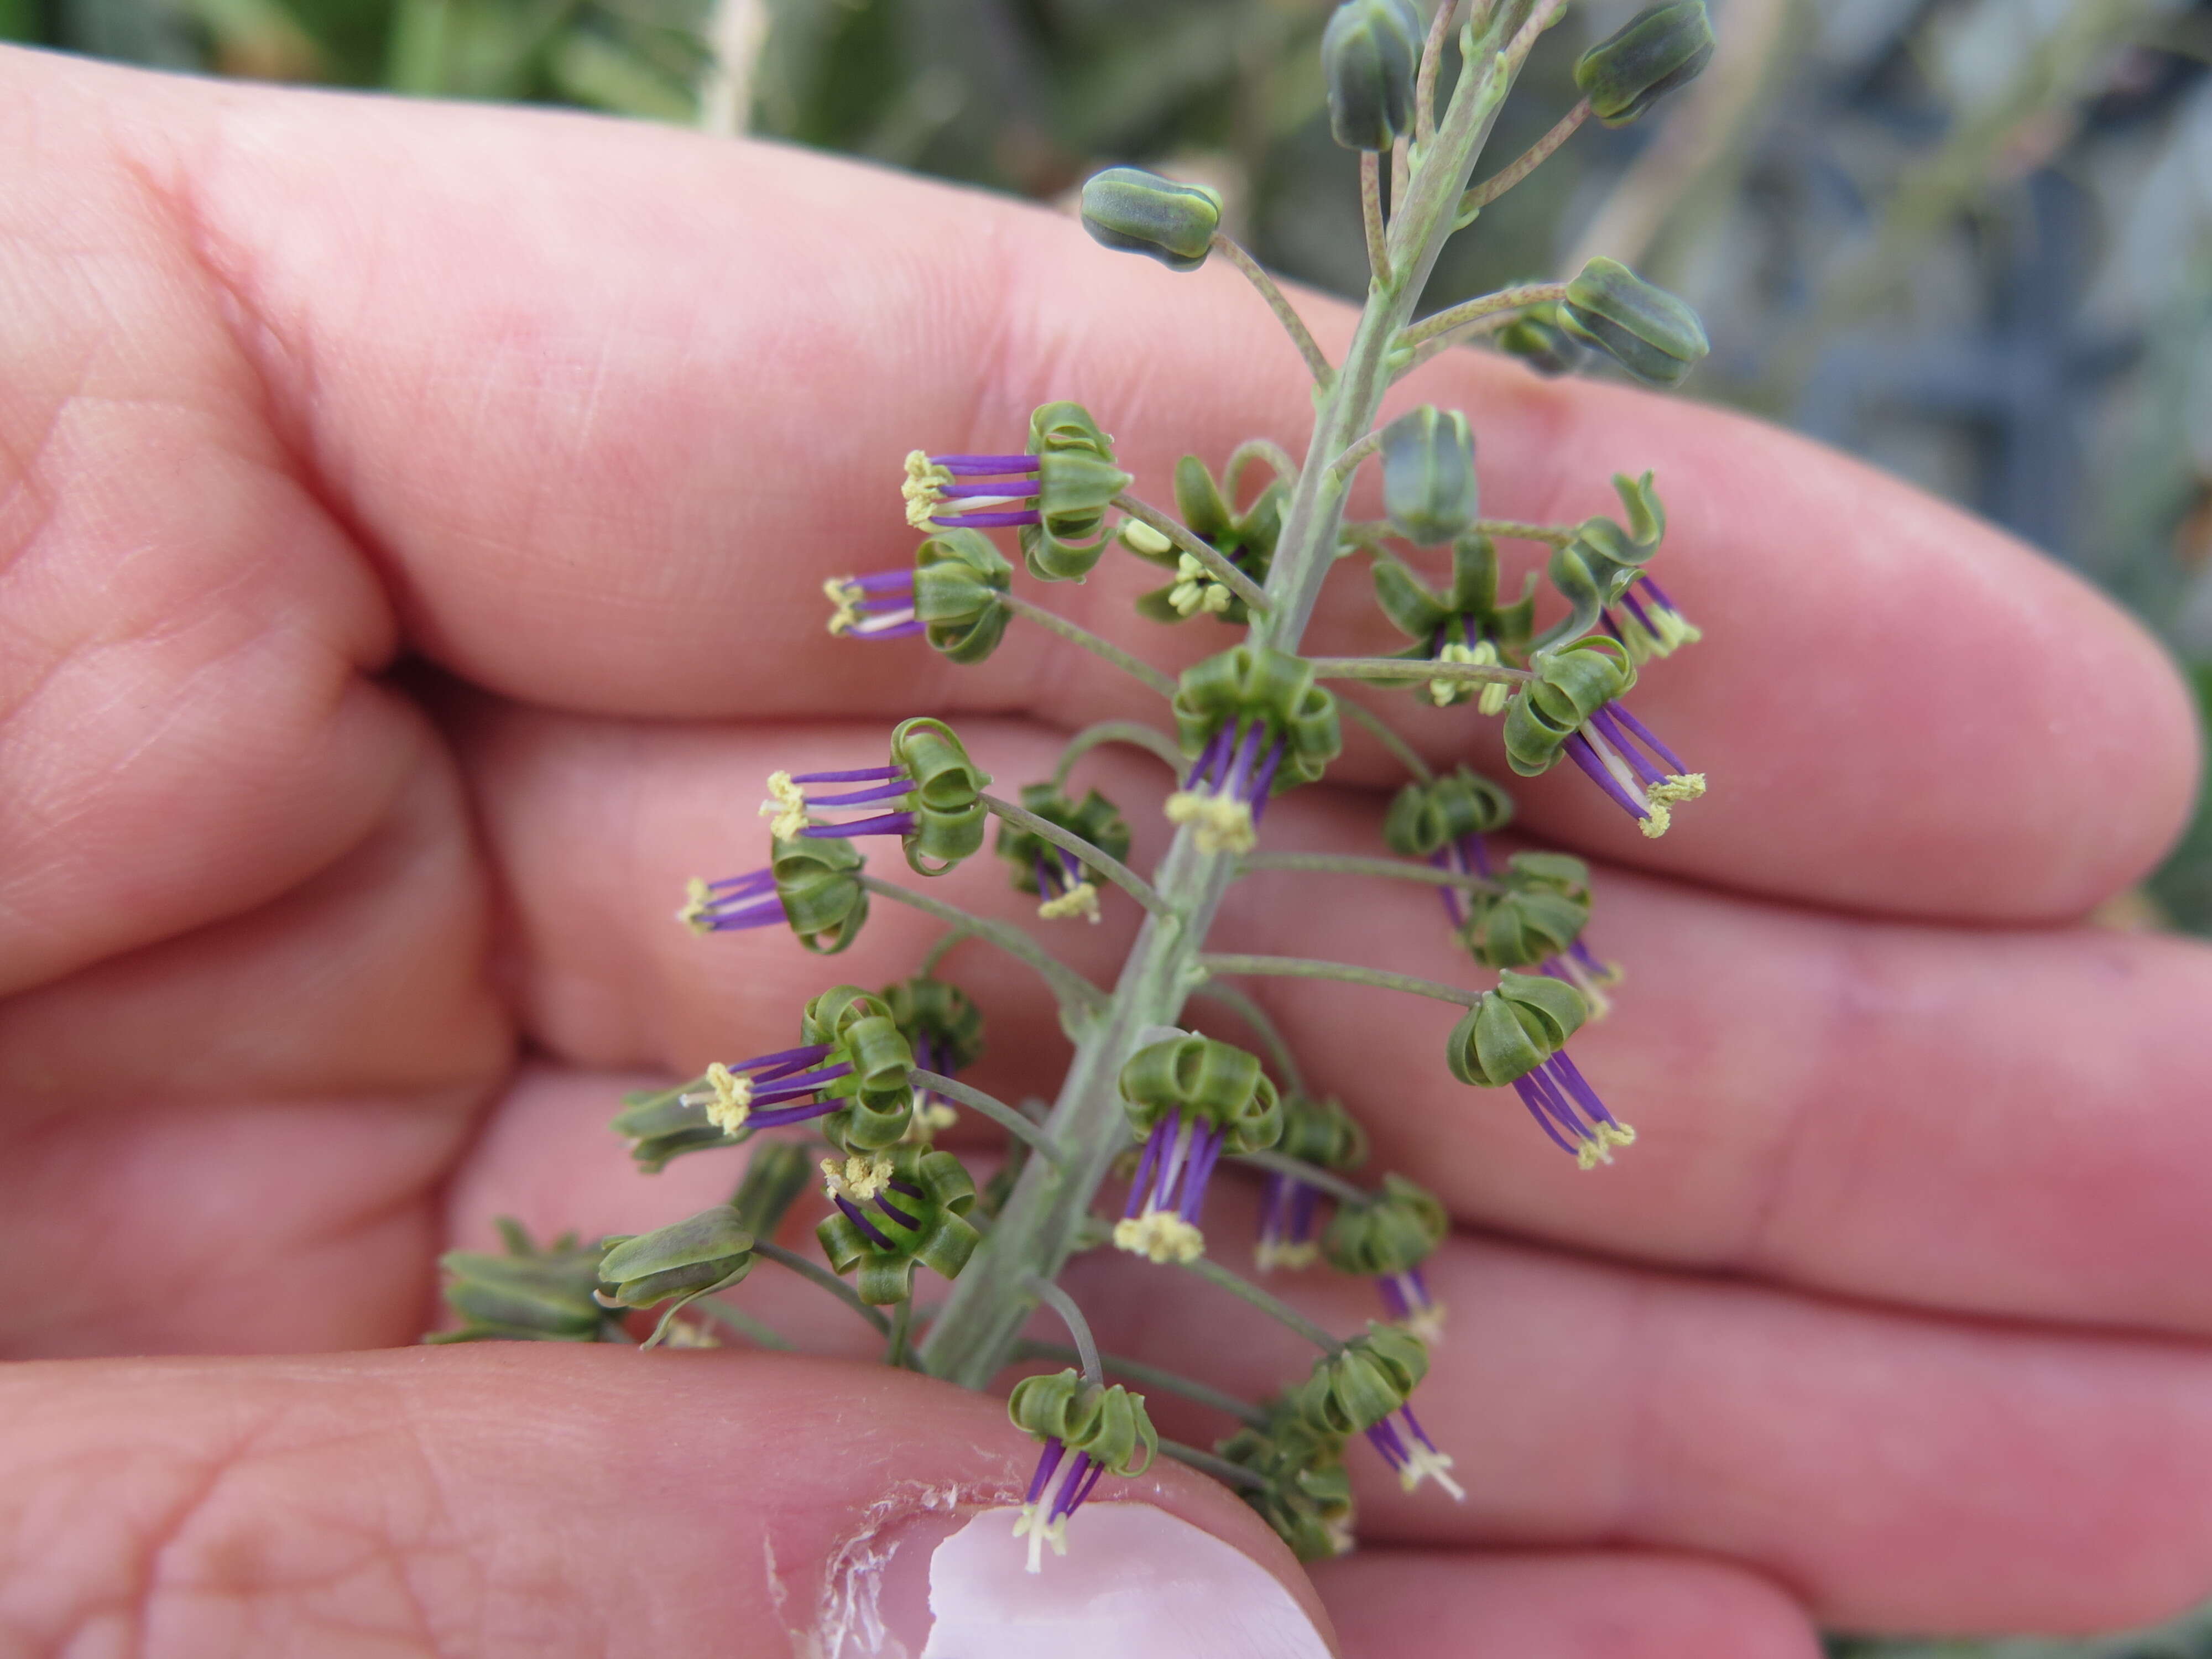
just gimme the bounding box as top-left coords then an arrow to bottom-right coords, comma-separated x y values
1,44 -> 2209,1659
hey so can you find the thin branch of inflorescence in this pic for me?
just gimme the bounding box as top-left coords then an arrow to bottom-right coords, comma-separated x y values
1114,494 -> 1273,614
1052,721 -> 1187,789
1225,438 -> 1300,491
1024,1275 -> 1104,1386
1327,429 -> 1384,488
1190,982 -> 1308,1095
1200,952 -> 1483,1008
1178,1255 -> 1343,1351
752,1240 -> 891,1336
997,592 -> 1177,696
911,1069 -> 1069,1165
691,1298 -> 797,1350
1414,0 -> 1460,149
857,875 -> 1109,1016
980,792 -> 1175,919
1211,234 -> 1333,387
1398,280 -> 1569,351
1459,97 -> 1592,215
1334,693 -> 1437,782
1360,150 -> 1391,286
1239,849 -> 1495,893
1160,1441 -> 1272,1490
1304,654 -> 1533,688
1232,1148 -> 1374,1208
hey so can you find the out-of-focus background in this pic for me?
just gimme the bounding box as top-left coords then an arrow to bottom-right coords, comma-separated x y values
7,0 -> 2207,1646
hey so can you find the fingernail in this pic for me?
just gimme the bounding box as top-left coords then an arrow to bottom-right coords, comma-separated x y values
846,1500 -> 1331,1658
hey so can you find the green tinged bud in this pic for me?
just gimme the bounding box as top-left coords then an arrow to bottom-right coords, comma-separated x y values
596,1204 -> 754,1310
1276,1093 -> 1368,1172
889,717 -> 991,875
429,1219 -> 612,1343
1382,765 -> 1515,857
879,974 -> 985,1074
1502,637 -> 1635,777
1022,401 -> 1131,582
1118,1034 -> 1284,1152
1462,851 -> 1593,969
1322,1175 -> 1446,1277
801,984 -> 920,1151
1302,1323 -> 1429,1436
1575,1 -> 1715,127
771,833 -> 870,954
1561,257 -> 1709,385
1322,0 -> 1423,151
815,1144 -> 981,1304
1079,167 -> 1223,272
912,529 -> 1013,665
1446,969 -> 1589,1087
1494,307 -> 1590,377
1008,1369 -> 1161,1477
1380,406 -> 1479,545
731,1141 -> 814,1239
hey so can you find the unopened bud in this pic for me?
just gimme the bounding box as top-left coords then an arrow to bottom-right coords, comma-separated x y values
1079,167 -> 1223,272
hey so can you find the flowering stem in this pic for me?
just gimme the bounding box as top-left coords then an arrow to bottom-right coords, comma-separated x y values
1052,721 -> 1188,790
1360,150 -> 1392,286
1189,983 -> 1307,1096
858,875 -> 1109,1019
910,1069 -> 1068,1165
1177,1255 -> 1342,1352
1231,1149 -> 1373,1208
1210,234 -> 1332,387
980,792 -> 1175,920
1335,693 -> 1436,782
1160,1441 -> 1272,1490
691,1297 -> 796,1350
885,1290 -> 915,1368
751,1239 -> 891,1336
1305,654 -> 1532,688
1019,1340 -> 1272,1430
1025,1275 -> 1103,1386
1458,97 -> 1592,215
1113,493 -> 1272,615
1199,952 -> 1483,1008
1239,849 -> 1495,891
998,593 -> 1177,696
1397,280 -> 1569,351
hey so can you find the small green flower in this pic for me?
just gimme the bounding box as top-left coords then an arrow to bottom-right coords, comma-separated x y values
1115,1034 -> 1284,1262
1169,647 -> 1341,854
1296,1324 -> 1464,1499
1079,167 -> 1223,271
427,1219 -> 615,1344
673,833 -> 869,956
1128,455 -> 1286,625
1323,1175 -> 1448,1339
880,974 -> 985,1142
1448,973 -> 1636,1168
764,718 -> 992,877
1008,1369 -> 1160,1571
1214,1402 -> 1357,1561
1494,305 -> 1590,377
1460,851 -> 1593,971
1575,1 -> 1715,127
595,1204 -> 757,1343
815,1143 -> 981,1305
1321,0 -> 1423,151
1561,257 -> 1710,385
1372,534 -> 1534,712
994,782 -> 1132,923
1258,1094 -> 1369,1270
900,404 -> 1130,583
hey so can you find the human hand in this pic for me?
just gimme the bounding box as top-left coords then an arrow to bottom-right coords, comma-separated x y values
1,46 -> 2205,1658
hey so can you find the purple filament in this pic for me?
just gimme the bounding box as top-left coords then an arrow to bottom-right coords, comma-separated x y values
1619,585 -> 1660,636
1510,1072 -> 1582,1156
802,811 -> 916,839
937,480 -> 1040,500
1176,1121 -> 1225,1223
1563,733 -> 1650,821
935,508 -> 1041,529
1124,1126 -> 1167,1219
875,1194 -> 920,1230
1604,701 -> 1688,774
1026,1439 -> 1066,1504
1587,708 -> 1668,788
847,570 -> 914,594
933,454 -> 1040,475
805,779 -> 913,809
1636,574 -> 1681,611
835,1194 -> 895,1251
737,1042 -> 833,1075
791,765 -> 905,784
1548,1049 -> 1620,1128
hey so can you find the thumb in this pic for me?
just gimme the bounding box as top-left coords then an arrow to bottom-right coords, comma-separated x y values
0,1344 -> 1337,1658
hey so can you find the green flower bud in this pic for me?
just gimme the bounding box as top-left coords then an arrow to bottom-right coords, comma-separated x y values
1008,1369 -> 1161,1477
1446,969 -> 1589,1087
731,1141 -> 815,1240
1462,851 -> 1593,969
429,1219 -> 613,1343
1079,167 -> 1223,272
1494,307 -> 1590,376
1302,1322 -> 1429,1436
1380,406 -> 1479,545
913,529 -> 1013,665
1382,766 -> 1515,857
1132,455 -> 1285,625
1276,1093 -> 1369,1172
1322,0 -> 1423,151
1561,257 -> 1709,385
801,983 -> 920,1151
596,1204 -> 754,1310
1502,637 -> 1635,777
879,974 -> 985,1075
815,1144 -> 980,1304
772,833 -> 870,953
1574,1 -> 1715,127
889,716 -> 992,875
1322,1174 -> 1446,1279
1021,401 -> 1131,582
994,782 -> 1133,922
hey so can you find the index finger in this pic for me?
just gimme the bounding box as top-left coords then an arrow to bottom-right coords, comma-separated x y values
56,55 -> 2206,921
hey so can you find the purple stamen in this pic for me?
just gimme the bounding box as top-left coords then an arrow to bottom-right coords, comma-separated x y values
1620,585 -> 1660,636
836,1194 -> 895,1251
1510,1074 -> 1582,1156
937,480 -> 1041,500
705,896 -> 785,932
707,869 -> 778,896
1124,1125 -> 1167,1219
1601,607 -> 1625,639
1290,1183 -> 1318,1243
1569,938 -> 1608,974
1563,733 -> 1650,821
1176,1121 -> 1226,1224
802,811 -> 917,839
1222,722 -> 1264,804
747,1099 -> 843,1130
1026,1438 -> 1066,1504
1379,1275 -> 1410,1318
932,454 -> 1040,474
1048,1452 -> 1097,1523
1604,702 -> 1688,775
1636,574 -> 1680,611
875,1194 -> 920,1230
1548,1050 -> 1620,1129
1588,708 -> 1667,789
854,618 -> 927,640
791,765 -> 905,784
1151,1113 -> 1191,1212
1067,1457 -> 1109,1515
847,570 -> 915,594
1185,724 -> 1234,791
1059,849 -> 1084,889
934,508 -> 1042,529
749,1062 -> 855,1103
1034,853 -> 1057,900
738,1042 -> 834,1074
1432,850 -> 1465,928
1246,737 -> 1286,824
805,779 -> 914,809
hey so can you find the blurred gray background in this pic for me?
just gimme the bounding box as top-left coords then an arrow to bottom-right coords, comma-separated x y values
11,0 -> 2209,1647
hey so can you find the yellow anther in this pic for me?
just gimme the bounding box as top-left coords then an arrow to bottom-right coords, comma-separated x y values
676,876 -> 716,933
1165,791 -> 1256,857
1401,1301 -> 1447,1344
660,1317 -> 723,1349
902,451 -> 951,530
1398,1441 -> 1466,1501
684,1062 -> 752,1136
1112,1211 -> 1206,1265
824,575 -> 864,636
1651,772 -> 1706,805
902,1098 -> 958,1143
1574,1120 -> 1638,1170
1256,1240 -> 1320,1272
1037,880 -> 1102,924
761,770 -> 810,841
821,1152 -> 895,1204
